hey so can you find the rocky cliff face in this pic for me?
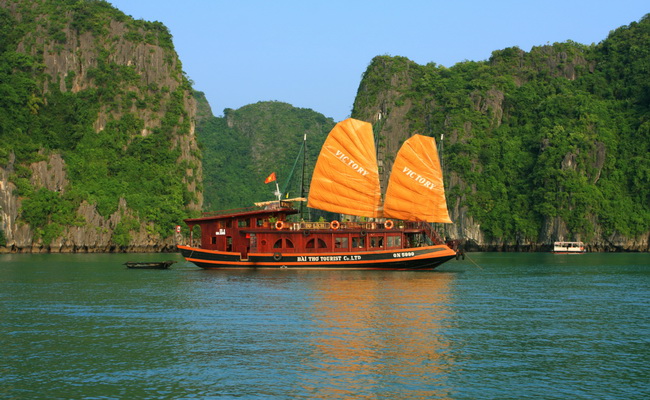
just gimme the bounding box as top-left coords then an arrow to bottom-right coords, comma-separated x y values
352,45 -> 649,252
0,0 -> 202,253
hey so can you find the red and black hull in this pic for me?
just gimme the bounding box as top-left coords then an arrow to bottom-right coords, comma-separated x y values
178,244 -> 456,270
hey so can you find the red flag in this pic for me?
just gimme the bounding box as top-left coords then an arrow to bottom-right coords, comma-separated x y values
264,172 -> 276,184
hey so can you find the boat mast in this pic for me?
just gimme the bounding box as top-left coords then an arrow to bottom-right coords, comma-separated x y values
300,133 -> 308,220
374,112 -> 386,195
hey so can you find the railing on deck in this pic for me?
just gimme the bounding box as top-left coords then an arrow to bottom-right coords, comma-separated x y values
287,221 -> 387,231
272,220 -> 444,239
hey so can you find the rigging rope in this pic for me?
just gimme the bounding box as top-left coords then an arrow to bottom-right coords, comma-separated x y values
280,139 -> 305,196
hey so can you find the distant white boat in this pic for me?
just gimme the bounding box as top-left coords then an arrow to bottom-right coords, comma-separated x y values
553,241 -> 586,254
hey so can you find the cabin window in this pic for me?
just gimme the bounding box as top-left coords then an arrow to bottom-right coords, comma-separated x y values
226,236 -> 233,251
306,238 -> 327,249
211,237 -> 217,245
238,219 -> 250,228
256,219 -> 265,227
352,237 -> 365,248
225,220 -> 232,228
387,235 -> 402,248
273,238 -> 294,249
334,237 -> 348,249
370,236 -> 384,248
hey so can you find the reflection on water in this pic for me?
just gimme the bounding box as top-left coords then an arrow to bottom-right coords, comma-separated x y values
299,272 -> 455,399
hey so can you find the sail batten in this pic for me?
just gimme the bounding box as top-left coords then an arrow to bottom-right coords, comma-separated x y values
383,134 -> 452,223
307,119 -> 382,218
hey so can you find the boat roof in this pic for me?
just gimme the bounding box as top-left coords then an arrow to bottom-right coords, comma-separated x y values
254,197 -> 306,207
184,201 -> 299,223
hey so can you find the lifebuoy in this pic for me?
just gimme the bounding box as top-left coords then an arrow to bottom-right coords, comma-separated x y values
273,252 -> 282,261
385,220 -> 394,230
330,220 -> 340,230
275,221 -> 284,230
360,230 -> 367,237
302,229 -> 311,236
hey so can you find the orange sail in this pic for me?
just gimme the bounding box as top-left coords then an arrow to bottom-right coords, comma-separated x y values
383,134 -> 452,223
307,118 -> 382,218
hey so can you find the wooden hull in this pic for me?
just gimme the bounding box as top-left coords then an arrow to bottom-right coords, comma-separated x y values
178,244 -> 456,270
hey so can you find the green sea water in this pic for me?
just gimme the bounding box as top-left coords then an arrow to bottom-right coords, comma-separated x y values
1,252 -> 648,399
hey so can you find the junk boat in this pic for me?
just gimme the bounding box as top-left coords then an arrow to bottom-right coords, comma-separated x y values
552,241 -> 587,254
178,118 -> 457,270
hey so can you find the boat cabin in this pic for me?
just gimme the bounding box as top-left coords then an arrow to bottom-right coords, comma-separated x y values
183,201 -> 428,259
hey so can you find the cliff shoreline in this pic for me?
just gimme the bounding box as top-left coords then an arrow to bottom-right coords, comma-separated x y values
0,244 -> 179,254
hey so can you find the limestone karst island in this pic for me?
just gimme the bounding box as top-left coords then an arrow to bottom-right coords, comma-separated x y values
0,0 -> 648,253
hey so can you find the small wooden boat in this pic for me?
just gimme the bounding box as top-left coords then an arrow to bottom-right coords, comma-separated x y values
124,261 -> 175,269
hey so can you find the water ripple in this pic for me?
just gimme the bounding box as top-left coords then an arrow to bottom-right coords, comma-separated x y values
0,253 -> 648,399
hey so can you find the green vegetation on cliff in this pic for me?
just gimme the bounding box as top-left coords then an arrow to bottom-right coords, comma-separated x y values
353,15 -> 650,245
197,100 -> 333,211
0,0 -> 198,247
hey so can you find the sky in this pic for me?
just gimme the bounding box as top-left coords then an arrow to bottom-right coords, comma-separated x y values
107,0 -> 648,122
